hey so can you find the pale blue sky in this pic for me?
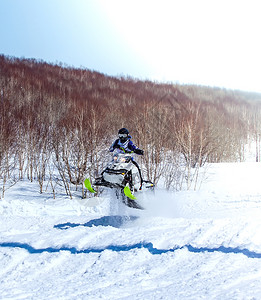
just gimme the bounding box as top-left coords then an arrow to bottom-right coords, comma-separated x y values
1,0 -> 261,93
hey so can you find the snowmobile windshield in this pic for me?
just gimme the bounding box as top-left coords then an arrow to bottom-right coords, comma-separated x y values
113,153 -> 132,163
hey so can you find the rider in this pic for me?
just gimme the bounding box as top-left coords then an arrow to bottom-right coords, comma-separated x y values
109,128 -> 144,187
109,128 -> 144,155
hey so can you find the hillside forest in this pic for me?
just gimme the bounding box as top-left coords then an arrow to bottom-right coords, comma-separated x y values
1,55 -> 261,199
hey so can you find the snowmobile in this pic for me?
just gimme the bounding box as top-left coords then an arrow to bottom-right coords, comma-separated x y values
84,153 -> 154,209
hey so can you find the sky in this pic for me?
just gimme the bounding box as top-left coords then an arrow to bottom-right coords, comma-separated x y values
0,0 -> 261,93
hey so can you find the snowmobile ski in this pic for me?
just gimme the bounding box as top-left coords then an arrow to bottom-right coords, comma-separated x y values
123,185 -> 137,200
84,178 -> 97,193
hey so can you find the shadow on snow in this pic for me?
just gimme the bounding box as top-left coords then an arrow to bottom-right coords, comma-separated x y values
53,215 -> 139,230
1,242 -> 261,259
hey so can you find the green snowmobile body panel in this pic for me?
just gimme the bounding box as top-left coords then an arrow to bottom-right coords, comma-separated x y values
123,185 -> 137,200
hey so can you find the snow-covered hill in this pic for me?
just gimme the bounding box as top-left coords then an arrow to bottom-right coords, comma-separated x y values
1,162 -> 261,299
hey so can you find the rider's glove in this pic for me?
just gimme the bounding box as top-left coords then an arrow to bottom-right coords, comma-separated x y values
134,149 -> 144,155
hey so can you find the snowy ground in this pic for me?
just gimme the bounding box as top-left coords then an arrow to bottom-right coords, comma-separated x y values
1,161 -> 261,299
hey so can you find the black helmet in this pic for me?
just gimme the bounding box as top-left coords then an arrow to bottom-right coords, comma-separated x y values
118,128 -> 129,143
118,128 -> 129,135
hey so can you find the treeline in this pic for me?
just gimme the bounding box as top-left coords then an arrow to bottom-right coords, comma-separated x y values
1,54 -> 261,198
